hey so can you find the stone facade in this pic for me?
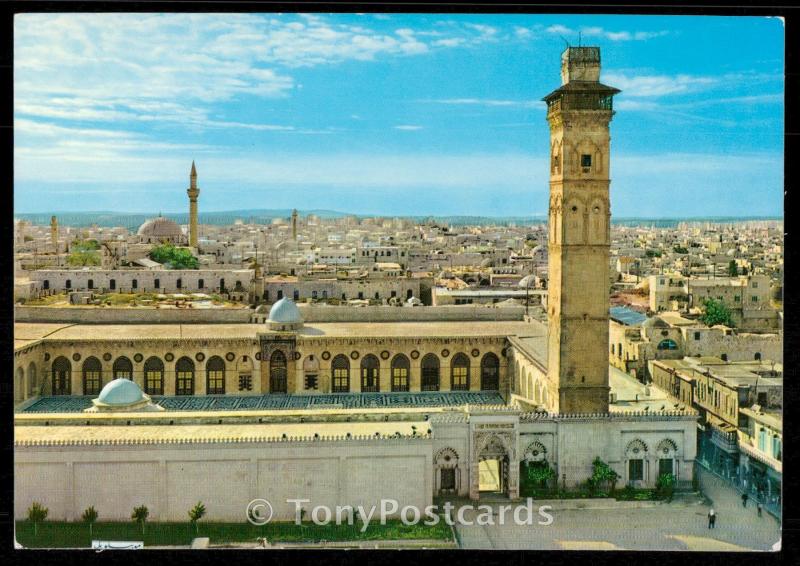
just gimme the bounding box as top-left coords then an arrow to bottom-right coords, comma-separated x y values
544,47 -> 618,414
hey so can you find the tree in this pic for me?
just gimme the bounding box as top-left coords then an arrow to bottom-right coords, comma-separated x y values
589,457 -> 620,495
131,505 -> 149,536
700,298 -> 734,328
149,244 -> 199,269
27,501 -> 48,537
188,501 -> 206,535
728,260 -> 739,277
67,240 -> 102,266
525,461 -> 556,489
656,473 -> 676,502
82,506 -> 98,540
673,246 -> 689,254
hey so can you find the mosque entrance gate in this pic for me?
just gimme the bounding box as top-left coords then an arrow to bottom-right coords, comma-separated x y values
469,416 -> 519,500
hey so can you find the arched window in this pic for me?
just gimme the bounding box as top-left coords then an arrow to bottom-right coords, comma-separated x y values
110,278 -> 116,290
361,354 -> 380,392
65,279 -> 72,289
332,355 -> 350,393
132,278 -> 138,289
406,289 -> 413,300
219,278 -> 226,291
176,278 -> 182,289
82,356 -> 102,395
143,356 -> 164,395
657,339 -> 678,351
112,356 -> 133,380
206,356 -> 225,394
88,279 -> 94,289
391,354 -> 410,392
480,353 -> 500,391
754,352 -> 762,361
43,280 -> 49,290
277,290 -> 284,300
720,353 -> 728,362
51,356 -> 71,395
270,350 -> 287,393
175,357 -> 195,395
198,278 -> 204,289
421,353 -> 440,391
154,278 -> 160,289
451,353 -> 470,391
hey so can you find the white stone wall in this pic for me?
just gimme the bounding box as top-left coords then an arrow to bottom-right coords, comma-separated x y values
14,439 -> 433,522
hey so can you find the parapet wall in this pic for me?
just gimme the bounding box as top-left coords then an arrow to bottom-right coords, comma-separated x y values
14,306 -> 253,324
297,304 -> 526,323
16,304 -> 526,324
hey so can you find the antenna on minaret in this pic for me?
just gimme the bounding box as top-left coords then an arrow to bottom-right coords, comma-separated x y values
578,31 -> 582,46
560,36 -> 570,49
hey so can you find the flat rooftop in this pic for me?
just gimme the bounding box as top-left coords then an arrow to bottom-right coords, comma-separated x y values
18,391 -> 506,414
15,420 -> 429,446
14,320 -> 542,343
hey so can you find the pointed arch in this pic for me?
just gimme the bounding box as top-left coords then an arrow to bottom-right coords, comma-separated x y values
175,356 -> 195,395
206,355 -> 226,395
112,356 -> 133,380
360,354 -> 380,392
480,352 -> 500,391
143,356 -> 164,395
421,353 -> 440,391
82,356 -> 102,395
331,354 -> 350,393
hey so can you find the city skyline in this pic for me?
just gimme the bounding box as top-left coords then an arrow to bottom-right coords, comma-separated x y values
14,13 -> 784,217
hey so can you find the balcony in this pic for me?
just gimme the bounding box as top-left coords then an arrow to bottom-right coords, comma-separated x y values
710,425 -> 739,453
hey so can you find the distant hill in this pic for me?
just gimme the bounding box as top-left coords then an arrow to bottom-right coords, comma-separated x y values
13,210 -> 781,229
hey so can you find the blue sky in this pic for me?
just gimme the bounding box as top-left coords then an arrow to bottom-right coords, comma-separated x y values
14,13 -> 784,217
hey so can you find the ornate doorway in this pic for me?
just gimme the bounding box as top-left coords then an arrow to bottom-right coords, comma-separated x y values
471,431 -> 518,499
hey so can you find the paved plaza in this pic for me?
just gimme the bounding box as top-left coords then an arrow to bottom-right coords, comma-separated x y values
454,468 -> 781,551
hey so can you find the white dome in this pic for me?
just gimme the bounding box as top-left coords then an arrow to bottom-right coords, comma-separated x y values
96,378 -> 146,406
518,275 -> 536,288
268,297 -> 303,324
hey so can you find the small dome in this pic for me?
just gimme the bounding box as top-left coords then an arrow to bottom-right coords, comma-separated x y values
97,378 -> 146,406
518,275 -> 536,288
268,297 -> 303,324
137,216 -> 183,239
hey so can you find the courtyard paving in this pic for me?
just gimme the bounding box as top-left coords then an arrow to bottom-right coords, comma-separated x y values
454,467 -> 781,551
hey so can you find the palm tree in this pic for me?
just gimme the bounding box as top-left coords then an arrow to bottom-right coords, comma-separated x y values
131,505 -> 149,536
82,506 -> 98,541
27,502 -> 48,537
188,502 -> 206,536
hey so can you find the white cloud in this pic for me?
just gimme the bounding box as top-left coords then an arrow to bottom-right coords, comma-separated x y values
426,98 -> 545,109
604,72 -> 716,97
14,13 -> 493,130
546,24 -> 668,42
394,125 -> 424,130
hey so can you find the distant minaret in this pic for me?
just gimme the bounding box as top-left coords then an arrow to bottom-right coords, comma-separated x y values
187,161 -> 200,248
291,209 -> 298,240
50,216 -> 58,254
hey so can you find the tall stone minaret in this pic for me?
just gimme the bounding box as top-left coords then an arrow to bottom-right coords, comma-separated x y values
50,216 -> 58,254
291,209 -> 298,240
543,47 -> 620,414
187,161 -> 200,248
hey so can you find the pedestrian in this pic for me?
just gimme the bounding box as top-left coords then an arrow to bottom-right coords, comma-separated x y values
742,492 -> 748,507
708,508 -> 716,529
757,502 -> 763,517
